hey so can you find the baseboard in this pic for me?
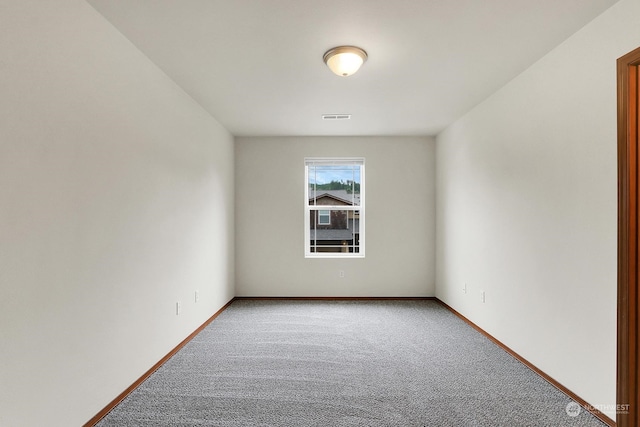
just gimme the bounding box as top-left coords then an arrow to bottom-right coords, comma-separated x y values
233,296 -> 437,300
435,299 -> 615,427
83,297 -> 236,427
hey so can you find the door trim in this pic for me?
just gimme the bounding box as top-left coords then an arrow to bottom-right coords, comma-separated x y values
617,45 -> 640,427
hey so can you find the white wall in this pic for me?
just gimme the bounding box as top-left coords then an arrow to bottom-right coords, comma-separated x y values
235,136 -> 435,297
436,0 -> 640,419
0,1 -> 234,426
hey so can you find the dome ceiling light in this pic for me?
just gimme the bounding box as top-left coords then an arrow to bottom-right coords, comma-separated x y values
323,46 -> 368,77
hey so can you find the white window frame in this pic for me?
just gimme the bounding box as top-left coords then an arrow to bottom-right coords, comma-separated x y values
305,157 -> 365,258
318,210 -> 331,225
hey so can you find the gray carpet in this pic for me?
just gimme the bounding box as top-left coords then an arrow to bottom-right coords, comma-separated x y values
96,299 -> 606,426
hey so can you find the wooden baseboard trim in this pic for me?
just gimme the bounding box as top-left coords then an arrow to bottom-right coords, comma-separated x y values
233,296 -> 437,300
83,297 -> 236,427
435,299 -> 615,427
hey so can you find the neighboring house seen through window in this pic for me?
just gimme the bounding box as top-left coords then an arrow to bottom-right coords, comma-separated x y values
305,158 -> 364,257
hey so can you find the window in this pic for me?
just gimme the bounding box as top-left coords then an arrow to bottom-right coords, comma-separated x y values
305,158 -> 365,258
318,210 -> 331,225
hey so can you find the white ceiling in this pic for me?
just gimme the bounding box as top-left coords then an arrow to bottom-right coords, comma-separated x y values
87,0 -> 617,137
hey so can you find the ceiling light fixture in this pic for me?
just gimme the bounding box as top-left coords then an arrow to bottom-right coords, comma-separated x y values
323,46 -> 368,77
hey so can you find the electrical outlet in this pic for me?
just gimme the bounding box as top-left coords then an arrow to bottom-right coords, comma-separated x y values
480,291 -> 486,303
176,301 -> 181,315
195,290 -> 199,303
339,270 -> 345,278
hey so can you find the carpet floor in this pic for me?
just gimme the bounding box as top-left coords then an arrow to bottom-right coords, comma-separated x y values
96,299 -> 607,426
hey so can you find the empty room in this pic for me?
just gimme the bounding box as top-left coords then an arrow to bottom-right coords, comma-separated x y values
2,0 -> 640,426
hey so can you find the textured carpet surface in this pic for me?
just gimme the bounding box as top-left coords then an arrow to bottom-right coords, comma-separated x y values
96,299 -> 606,426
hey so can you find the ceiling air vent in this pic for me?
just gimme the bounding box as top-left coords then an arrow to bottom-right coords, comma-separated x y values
322,114 -> 351,120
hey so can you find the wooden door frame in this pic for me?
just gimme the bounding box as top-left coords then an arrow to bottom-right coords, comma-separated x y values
618,46 -> 640,427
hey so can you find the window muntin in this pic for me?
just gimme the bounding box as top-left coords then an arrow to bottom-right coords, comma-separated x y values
305,158 -> 364,258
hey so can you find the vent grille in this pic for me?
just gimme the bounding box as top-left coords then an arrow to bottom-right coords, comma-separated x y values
322,114 -> 351,120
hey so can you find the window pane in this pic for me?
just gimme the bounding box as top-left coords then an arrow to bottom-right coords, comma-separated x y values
318,210 -> 330,225
309,209 -> 360,253
308,164 -> 361,206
